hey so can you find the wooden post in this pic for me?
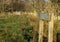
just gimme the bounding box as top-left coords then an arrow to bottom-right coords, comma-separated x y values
38,20 -> 44,42
48,13 -> 54,42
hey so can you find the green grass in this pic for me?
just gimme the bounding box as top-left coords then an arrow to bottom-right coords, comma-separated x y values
0,15 -> 20,37
0,15 -> 20,27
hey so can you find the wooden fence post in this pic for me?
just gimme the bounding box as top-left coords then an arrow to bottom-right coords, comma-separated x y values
39,20 -> 44,42
48,13 -> 54,42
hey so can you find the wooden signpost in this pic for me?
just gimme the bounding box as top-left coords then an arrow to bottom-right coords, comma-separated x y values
39,12 -> 54,42
38,11 -> 51,42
